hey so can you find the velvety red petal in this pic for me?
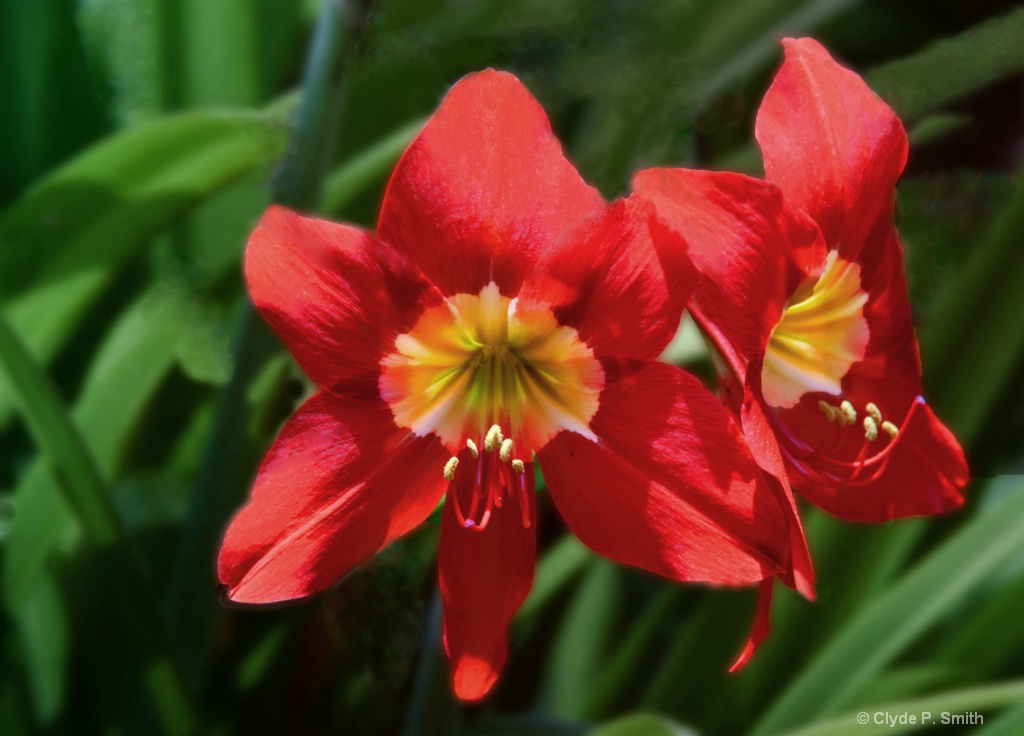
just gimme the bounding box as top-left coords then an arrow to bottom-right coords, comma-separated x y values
846,220 -> 922,404
439,458 -> 536,701
218,391 -> 449,603
378,70 -> 603,298
539,362 -> 791,586
730,579 -> 774,672
796,400 -> 968,522
518,196 -> 698,363
246,205 -> 442,394
755,38 -> 908,261
740,394 -> 816,600
633,168 -> 825,371
758,217 -> 961,521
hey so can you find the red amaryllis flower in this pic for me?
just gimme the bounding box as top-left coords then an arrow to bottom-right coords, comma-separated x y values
633,38 -> 969,525
218,70 -> 808,699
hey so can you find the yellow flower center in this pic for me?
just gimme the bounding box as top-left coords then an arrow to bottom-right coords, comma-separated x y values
379,282 -> 605,454
761,251 -> 870,408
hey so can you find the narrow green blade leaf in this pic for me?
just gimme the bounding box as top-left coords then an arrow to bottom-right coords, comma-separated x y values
589,713 -> 698,736
977,703 -> 1024,736
773,680 -> 1024,736
320,118 -> 424,215
539,561 -> 621,719
921,170 -> 1024,441
866,7 -> 1024,122
515,535 -> 593,638
752,481 -> 1024,735
0,313 -> 196,735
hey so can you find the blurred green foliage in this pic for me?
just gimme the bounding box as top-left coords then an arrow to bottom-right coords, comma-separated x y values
1,1 -> 1024,735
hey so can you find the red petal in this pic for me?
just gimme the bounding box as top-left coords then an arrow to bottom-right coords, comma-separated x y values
755,219 -> 968,521
539,362 -> 791,586
633,168 -> 824,372
246,205 -> 442,394
756,38 -> 908,260
796,400 -> 968,522
849,222 -> 922,403
740,395 -> 815,600
519,196 -> 698,363
439,460 -> 536,701
730,579 -> 775,672
378,70 -> 603,297
218,392 -> 448,603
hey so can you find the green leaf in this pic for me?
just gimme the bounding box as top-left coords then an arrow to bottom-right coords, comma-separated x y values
538,560 -> 621,719
320,118 -> 424,215
920,169 -> 1024,443
5,289 -> 196,610
772,680 -> 1024,736
0,317 -> 119,545
0,110 -> 287,426
752,481 -> 1024,735
934,574 -> 1024,679
0,294 -> 193,729
584,587 -> 681,720
978,703 -> 1024,736
589,713 -> 698,736
866,7 -> 1024,122
15,576 -> 67,723
0,0 -> 110,203
515,535 -> 593,638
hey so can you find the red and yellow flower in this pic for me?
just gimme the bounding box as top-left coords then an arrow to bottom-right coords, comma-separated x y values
634,38 -> 969,524
218,71 -> 808,699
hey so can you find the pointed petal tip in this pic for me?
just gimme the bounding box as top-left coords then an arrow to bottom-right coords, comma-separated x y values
729,578 -> 775,673
452,655 -> 501,702
378,64 -> 601,296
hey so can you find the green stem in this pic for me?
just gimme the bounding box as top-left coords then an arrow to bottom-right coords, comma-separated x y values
401,588 -> 460,736
320,117 -> 425,215
164,0 -> 376,682
274,0 -> 370,209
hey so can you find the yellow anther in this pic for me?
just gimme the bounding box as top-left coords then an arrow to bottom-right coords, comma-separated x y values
881,420 -> 899,440
499,438 -> 513,463
863,416 -> 878,442
866,402 -> 882,424
484,424 -> 504,452
443,456 -> 459,482
818,400 -> 838,423
511,459 -> 526,474
466,439 -> 479,458
839,400 -> 857,426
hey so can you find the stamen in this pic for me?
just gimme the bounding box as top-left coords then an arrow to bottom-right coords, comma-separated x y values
516,470 -> 532,528
466,439 -> 479,458
511,459 -> 526,474
765,396 -> 926,487
443,456 -> 459,481
484,424 -> 504,452
839,400 -> 857,426
866,402 -> 882,424
818,400 -> 838,423
499,438 -> 513,463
